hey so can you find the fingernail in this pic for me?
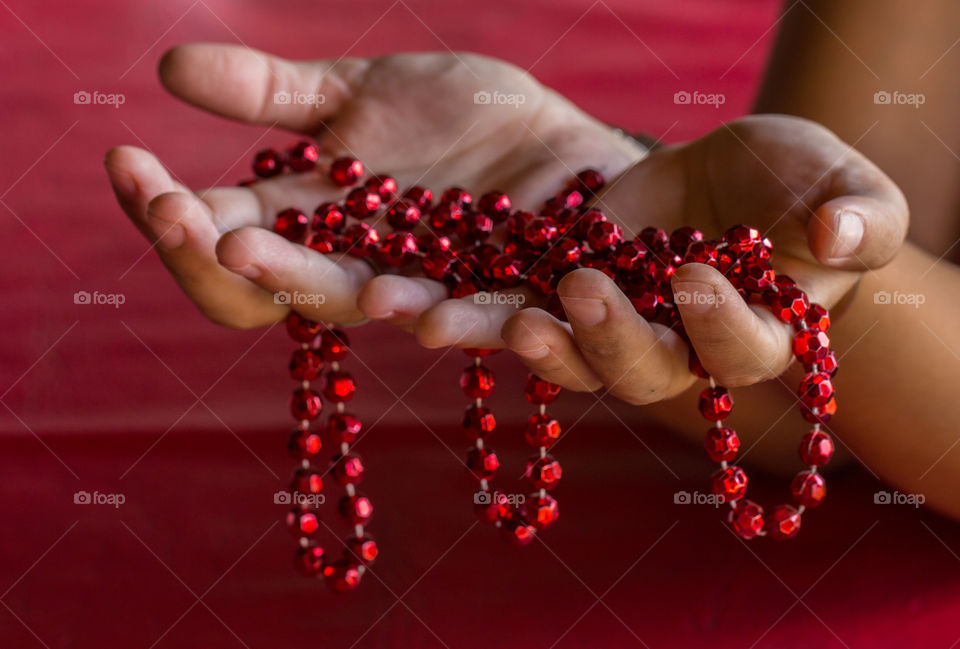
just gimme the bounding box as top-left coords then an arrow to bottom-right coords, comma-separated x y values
512,345 -> 550,360
829,209 -> 864,260
672,282 -> 721,314
146,217 -> 185,250
559,295 -> 607,326
223,263 -> 262,279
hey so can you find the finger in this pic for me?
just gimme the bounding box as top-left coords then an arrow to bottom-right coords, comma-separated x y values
558,268 -> 692,405
357,275 -> 450,328
500,308 -> 603,392
216,227 -> 374,324
158,43 -> 367,133
413,289 -> 536,350
105,145 -> 189,226
807,190 -> 908,270
146,192 -> 287,328
671,263 -> 793,387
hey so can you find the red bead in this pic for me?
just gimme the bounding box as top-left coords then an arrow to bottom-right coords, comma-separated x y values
723,225 -> 762,256
704,427 -> 740,462
286,312 -> 321,342
403,186 -> 433,210
290,388 -> 323,421
490,254 -> 524,288
338,494 -> 374,524
613,241 -> 647,273
364,174 -> 398,201
764,287 -> 810,324
288,428 -> 323,459
466,447 -> 500,479
521,493 -> 559,529
522,217 -> 559,249
684,240 -> 718,265
287,141 -> 319,172
698,386 -> 733,421
292,467 -> 324,495
312,202 -> 346,232
379,232 -> 419,267
668,226 -> 703,254
331,452 -> 364,485
525,414 -> 561,448
652,250 -> 682,283
460,364 -> 495,398
506,211 -> 535,239
798,372 -> 834,408
500,517 -> 537,546
457,211 -> 494,243
324,371 -> 356,402
587,220 -> 624,252
728,500 -> 765,539
275,208 -> 309,242
525,455 -> 562,490
799,430 -> 835,466
804,303 -> 831,331
711,466 -> 748,501
738,257 -> 775,293
295,544 -> 325,576
421,248 -> 456,280
429,202 -> 464,232
791,470 -> 826,508
417,232 -> 452,253
629,286 -> 663,319
524,374 -> 562,404
286,507 -> 319,537
463,405 -> 496,439
289,348 -> 324,380
319,328 -> 349,361
452,280 -> 481,298
819,350 -> 839,376
346,535 -> 379,565
547,239 -> 582,270
344,187 -> 381,219
476,191 -> 512,222
573,209 -> 607,239
342,222 -> 380,257
573,168 -> 605,194
327,412 -> 362,444
307,229 -> 338,253
793,329 -> 831,366
638,227 -> 669,252
554,188 -> 585,210
329,157 -> 363,187
253,148 -> 284,177
768,505 -> 802,540
440,187 -> 472,207
801,397 -> 837,424
474,490 -> 513,523
322,560 -> 362,591
385,199 -> 421,230
527,265 -> 556,295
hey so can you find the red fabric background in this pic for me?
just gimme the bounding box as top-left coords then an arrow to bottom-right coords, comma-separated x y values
2,0 -> 957,647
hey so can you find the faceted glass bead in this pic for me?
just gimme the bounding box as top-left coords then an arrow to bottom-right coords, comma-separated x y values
329,157 -> 364,187
527,265 -> 556,295
669,226 -> 703,255
421,248 -> 456,280
365,175 -> 398,200
286,312 -> 321,343
791,470 -> 826,508
798,372 -> 834,408
638,227 -> 669,252
711,466 -> 748,501
500,517 -> 537,546
523,217 -> 559,249
574,169 -> 605,195
322,560 -> 362,591
344,187 -> 381,219
440,187 -> 472,207
547,239 -> 581,270
474,490 -> 513,523
275,208 -> 309,242
587,221 -> 624,252
338,494 -> 374,524
581,253 -> 616,278
466,447 -> 500,479
460,364 -> 495,398
307,229 -> 338,254
312,202 -> 346,232
704,427 -> 740,462
768,504 -> 801,541
288,428 -> 323,459
793,329 -> 831,366
801,397 -> 837,424
613,241 -> 647,273
295,544 -> 325,576
723,225 -> 762,256
319,328 -> 349,361
346,535 -> 379,565
799,430 -> 834,466
525,374 -> 562,404
385,200 -> 421,230
652,250 -> 682,283
630,287 -> 663,320
476,191 -> 512,221
728,500 -> 765,539
819,350 -> 839,376
290,388 -> 322,421
525,455 -> 562,490
764,286 -> 809,324
253,148 -> 283,177
327,412 -> 362,444
462,405 -> 496,440
490,255 -> 523,288
287,141 -> 319,172
452,281 -> 481,298
324,371 -> 356,402
698,386 -> 733,421
417,232 -> 452,253
286,508 -> 319,537
403,186 -> 433,210
430,203 -> 465,234
292,467 -> 324,495
804,304 -> 831,331
457,212 -> 494,243
684,240 -> 718,265
739,257 -> 775,293
380,232 -> 419,267
555,188 -> 585,210
342,223 -> 380,257
521,493 -> 559,529
289,348 -> 324,380
525,414 -> 561,448
331,452 -> 365,485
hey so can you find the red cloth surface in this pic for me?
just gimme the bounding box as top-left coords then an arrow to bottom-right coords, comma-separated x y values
1,0 -> 956,647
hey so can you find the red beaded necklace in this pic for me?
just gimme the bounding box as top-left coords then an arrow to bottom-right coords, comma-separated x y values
240,141 -> 838,591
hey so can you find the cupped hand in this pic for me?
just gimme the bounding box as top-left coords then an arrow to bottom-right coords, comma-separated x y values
105,44 -> 643,328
